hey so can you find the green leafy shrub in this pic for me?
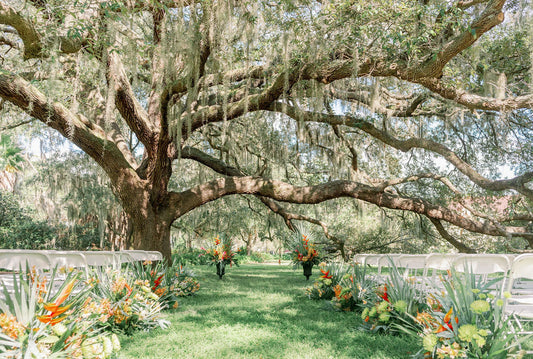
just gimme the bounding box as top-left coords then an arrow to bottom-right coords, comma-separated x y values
361,259 -> 427,334
172,248 -> 211,265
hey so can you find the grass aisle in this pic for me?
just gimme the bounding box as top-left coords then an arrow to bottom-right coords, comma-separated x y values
120,263 -> 418,359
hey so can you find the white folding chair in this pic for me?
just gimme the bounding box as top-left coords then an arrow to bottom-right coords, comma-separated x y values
424,253 -> 462,277
120,249 -> 150,262
0,251 -> 52,297
395,254 -> 429,287
423,253 -> 463,292
114,252 -> 136,266
504,254 -> 533,355
452,254 -> 510,294
362,254 -> 383,275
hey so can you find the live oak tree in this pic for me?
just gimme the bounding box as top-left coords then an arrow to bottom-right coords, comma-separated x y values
0,0 -> 532,261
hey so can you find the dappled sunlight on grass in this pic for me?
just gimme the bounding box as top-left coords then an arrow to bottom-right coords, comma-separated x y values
120,263 -> 418,358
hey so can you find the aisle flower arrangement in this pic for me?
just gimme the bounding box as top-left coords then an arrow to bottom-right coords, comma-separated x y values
0,270 -> 121,358
201,235 -> 239,279
131,258 -> 200,309
287,232 -> 321,280
0,258 -> 199,358
289,234 -> 320,266
306,262 -> 347,300
404,268 -> 515,358
89,268 -> 170,334
331,263 -> 375,312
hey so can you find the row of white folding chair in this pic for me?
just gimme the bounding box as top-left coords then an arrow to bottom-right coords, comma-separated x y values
354,253 -> 515,294
354,253 -> 515,275
0,250 -> 163,272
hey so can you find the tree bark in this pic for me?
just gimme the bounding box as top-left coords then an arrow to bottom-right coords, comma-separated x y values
127,197 -> 173,262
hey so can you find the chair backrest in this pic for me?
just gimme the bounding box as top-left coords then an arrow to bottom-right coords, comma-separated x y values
144,251 -> 163,261
507,254 -> 533,282
424,253 -> 463,277
452,254 -> 511,275
353,254 -> 368,265
115,252 -> 136,264
378,254 -> 403,271
122,250 -> 151,261
45,251 -> 89,277
396,254 -> 428,270
0,251 -> 52,270
82,251 -> 117,267
46,251 -> 88,268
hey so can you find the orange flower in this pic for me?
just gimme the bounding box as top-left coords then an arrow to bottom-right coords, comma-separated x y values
320,269 -> 332,279
333,284 -> 342,298
381,284 -> 389,302
37,315 -> 66,326
214,237 -> 221,245
152,274 -> 164,291
38,277 -> 77,326
436,307 -> 457,333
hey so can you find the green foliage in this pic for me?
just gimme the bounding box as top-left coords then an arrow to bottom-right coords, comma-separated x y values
0,134 -> 23,172
0,192 -> 55,249
172,248 -> 211,265
0,191 -> 101,250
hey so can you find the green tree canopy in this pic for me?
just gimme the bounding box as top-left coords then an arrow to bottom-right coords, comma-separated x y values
0,0 -> 531,259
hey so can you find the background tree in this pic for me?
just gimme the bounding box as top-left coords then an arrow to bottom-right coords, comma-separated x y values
0,0 -> 532,260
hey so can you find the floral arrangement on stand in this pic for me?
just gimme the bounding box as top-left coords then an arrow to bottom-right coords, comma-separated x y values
201,235 -> 239,279
287,232 -> 320,280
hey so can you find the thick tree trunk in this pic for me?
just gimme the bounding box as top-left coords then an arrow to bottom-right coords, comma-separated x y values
129,213 -> 172,262
117,184 -> 174,262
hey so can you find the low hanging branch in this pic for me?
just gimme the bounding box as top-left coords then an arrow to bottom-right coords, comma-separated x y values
429,217 -> 476,253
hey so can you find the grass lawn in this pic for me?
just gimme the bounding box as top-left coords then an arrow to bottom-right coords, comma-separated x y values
119,263 -> 419,359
